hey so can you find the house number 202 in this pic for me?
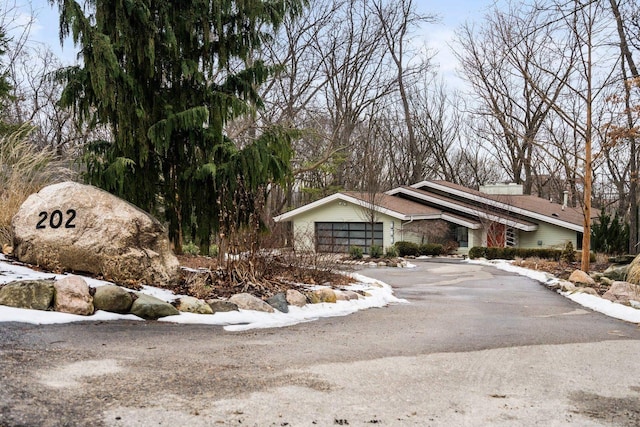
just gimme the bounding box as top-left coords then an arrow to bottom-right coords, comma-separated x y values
36,209 -> 77,229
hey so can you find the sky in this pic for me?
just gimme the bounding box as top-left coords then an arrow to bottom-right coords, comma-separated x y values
5,0 -> 496,88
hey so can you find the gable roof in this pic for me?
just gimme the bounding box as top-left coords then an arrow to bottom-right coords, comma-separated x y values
406,180 -> 591,232
273,191 -> 482,229
274,180 -> 595,233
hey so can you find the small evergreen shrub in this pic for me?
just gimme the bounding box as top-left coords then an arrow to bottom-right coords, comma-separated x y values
419,243 -> 443,256
349,245 -> 363,259
385,246 -> 398,258
467,246 -> 563,261
209,244 -> 219,257
394,241 -> 420,257
183,241 -> 200,256
560,241 -> 576,263
369,245 -> 383,258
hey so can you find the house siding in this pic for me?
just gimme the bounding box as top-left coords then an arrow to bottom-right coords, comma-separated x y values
518,222 -> 578,249
291,201 -> 398,252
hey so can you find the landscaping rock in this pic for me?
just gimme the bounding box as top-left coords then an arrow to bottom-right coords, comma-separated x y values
311,288 -> 337,303
130,293 -> 180,319
229,293 -> 275,313
267,293 -> 289,313
175,296 -> 213,314
53,276 -> 94,316
575,286 -> 599,296
568,270 -> 596,286
603,264 -> 629,282
602,281 -> 640,305
559,281 -> 576,293
12,181 -> 179,287
608,255 -> 636,264
599,276 -> 614,287
341,290 -> 361,300
285,289 -> 307,307
93,285 -> 134,313
206,299 -> 239,313
1,244 -> 12,255
0,280 -> 54,310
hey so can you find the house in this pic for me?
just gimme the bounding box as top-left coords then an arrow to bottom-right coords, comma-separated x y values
273,180 -> 597,254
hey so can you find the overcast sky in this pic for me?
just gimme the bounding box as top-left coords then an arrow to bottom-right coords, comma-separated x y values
7,0 -> 497,88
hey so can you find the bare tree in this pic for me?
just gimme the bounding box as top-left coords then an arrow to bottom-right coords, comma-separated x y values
454,1 -> 573,194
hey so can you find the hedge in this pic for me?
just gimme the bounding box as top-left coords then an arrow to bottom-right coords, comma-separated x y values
468,246 -> 564,261
394,241 -> 420,257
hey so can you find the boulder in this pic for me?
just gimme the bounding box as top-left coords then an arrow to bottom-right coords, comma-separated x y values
130,293 -> 180,320
310,288 -> 337,304
559,281 -> 576,293
603,264 -> 629,282
93,285 -> 134,313
1,244 -> 12,255
602,281 -> 640,305
266,293 -> 289,313
568,270 -> 596,286
53,276 -> 94,316
575,286 -> 599,296
285,289 -> 307,307
608,254 -> 636,264
206,299 -> 239,313
11,182 -> 179,287
341,290 -> 361,301
0,280 -> 55,310
228,293 -> 275,313
175,296 -> 213,314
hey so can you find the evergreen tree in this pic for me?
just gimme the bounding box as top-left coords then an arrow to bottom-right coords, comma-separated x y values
591,209 -> 630,255
50,0 -> 302,253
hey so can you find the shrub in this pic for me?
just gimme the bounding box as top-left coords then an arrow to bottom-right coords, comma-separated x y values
394,241 -> 420,257
468,246 -> 563,261
468,246 -> 486,259
369,245 -> 383,258
419,243 -> 443,256
209,244 -> 219,257
183,241 -> 200,256
349,245 -> 363,259
0,126 -> 74,246
385,246 -> 398,258
560,241 -> 576,263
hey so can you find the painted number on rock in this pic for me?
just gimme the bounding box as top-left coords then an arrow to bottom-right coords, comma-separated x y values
36,209 -> 77,229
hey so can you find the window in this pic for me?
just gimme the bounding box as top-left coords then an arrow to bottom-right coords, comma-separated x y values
315,222 -> 383,253
455,226 -> 469,248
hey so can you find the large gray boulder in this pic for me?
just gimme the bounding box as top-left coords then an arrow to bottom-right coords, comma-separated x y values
12,182 -> 179,287
0,280 -> 55,310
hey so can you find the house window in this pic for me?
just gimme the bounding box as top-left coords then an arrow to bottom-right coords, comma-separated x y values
455,226 -> 469,248
315,222 -> 383,253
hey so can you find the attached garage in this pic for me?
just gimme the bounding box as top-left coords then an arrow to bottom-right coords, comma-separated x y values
315,222 -> 383,253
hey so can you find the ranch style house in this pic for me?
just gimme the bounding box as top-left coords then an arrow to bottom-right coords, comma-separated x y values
273,180 -> 597,255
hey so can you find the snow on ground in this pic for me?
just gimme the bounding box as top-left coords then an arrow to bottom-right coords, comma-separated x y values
0,255 -> 406,331
470,258 -> 640,324
2,254 -> 639,329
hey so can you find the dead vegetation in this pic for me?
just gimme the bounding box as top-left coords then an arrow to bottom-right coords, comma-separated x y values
174,252 -> 355,299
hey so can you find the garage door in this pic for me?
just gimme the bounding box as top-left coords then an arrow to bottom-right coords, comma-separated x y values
315,222 -> 383,253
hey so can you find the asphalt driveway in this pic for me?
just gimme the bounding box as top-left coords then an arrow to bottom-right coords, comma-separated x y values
1,259 -> 639,426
